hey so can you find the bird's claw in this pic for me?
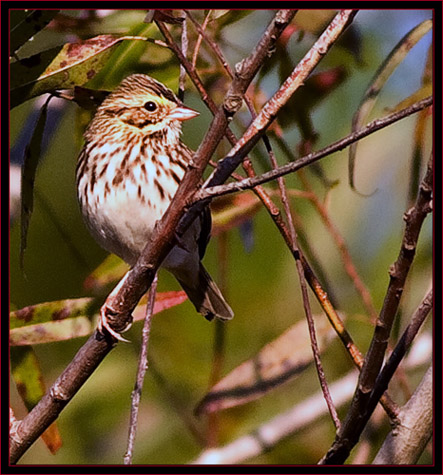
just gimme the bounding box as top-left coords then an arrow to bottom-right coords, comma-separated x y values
98,305 -> 131,343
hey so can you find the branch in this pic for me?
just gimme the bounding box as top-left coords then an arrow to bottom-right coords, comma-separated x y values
368,288 -> 433,413
373,365 -> 433,464
195,96 -> 433,200
124,274 -> 158,465
197,11 -> 358,196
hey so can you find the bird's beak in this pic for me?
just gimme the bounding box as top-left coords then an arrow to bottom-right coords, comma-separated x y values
168,105 -> 200,121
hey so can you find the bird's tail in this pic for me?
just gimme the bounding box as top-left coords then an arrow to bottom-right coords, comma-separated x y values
176,263 -> 234,321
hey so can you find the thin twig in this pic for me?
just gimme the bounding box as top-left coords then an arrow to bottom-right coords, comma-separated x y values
298,170 -> 379,323
178,12 -> 188,102
300,259 -> 341,430
190,10 -> 212,68
187,10 -> 230,73
196,97 -> 433,200
124,274 -> 158,465
267,137 -> 340,429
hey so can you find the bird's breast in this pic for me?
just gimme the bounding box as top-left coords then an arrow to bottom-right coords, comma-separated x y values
78,140 -> 186,264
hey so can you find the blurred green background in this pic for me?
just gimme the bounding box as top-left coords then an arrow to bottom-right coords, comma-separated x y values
10,9 -> 433,464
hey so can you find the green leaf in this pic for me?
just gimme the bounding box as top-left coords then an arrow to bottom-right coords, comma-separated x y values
10,297 -> 95,330
10,34 -> 151,109
20,97 -> 50,271
10,10 -> 60,55
10,297 -> 97,345
348,20 -> 432,191
11,346 -> 45,408
11,346 -> 63,453
10,292 -> 187,345
10,315 -> 94,345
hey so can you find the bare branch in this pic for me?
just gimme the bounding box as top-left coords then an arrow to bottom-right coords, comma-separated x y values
198,11 -> 358,196
124,275 -> 158,465
196,96 -> 433,200
373,365 -> 433,464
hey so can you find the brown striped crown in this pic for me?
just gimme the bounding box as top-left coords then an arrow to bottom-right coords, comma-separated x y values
84,74 -> 199,142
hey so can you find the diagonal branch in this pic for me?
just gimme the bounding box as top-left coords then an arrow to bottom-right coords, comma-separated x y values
195,96 -> 433,200
321,289 -> 433,465
373,363 -> 433,465
198,11 -> 358,196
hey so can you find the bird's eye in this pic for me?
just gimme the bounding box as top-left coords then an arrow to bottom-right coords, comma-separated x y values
144,101 -> 157,112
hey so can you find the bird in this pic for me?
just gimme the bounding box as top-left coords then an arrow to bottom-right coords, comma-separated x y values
76,74 -> 233,339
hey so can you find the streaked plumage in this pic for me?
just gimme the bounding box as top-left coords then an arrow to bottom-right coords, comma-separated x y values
77,74 -> 233,337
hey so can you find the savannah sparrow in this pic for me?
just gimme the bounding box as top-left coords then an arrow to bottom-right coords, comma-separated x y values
76,74 -> 233,338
